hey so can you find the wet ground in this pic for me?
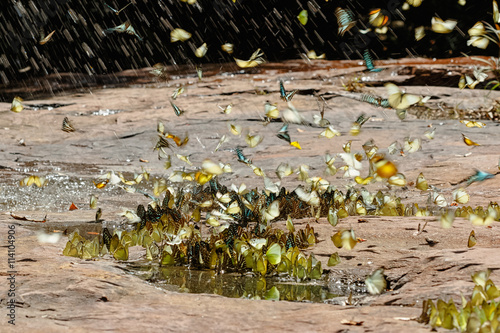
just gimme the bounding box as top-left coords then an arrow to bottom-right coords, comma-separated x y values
1,57 -> 500,332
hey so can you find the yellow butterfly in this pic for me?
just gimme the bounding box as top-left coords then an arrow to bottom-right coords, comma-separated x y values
245,133 -> 263,148
431,17 -> 457,34
416,172 -> 429,191
388,173 -> 407,186
176,153 -> 193,165
266,243 -> 282,265
39,30 -> 56,45
194,43 -> 208,58
234,49 -> 265,68
228,123 -> 242,136
328,252 -> 341,266
371,154 -> 398,178
415,26 -> 426,41
221,43 -> 234,54
294,187 -> 320,206
453,188 -> 470,204
470,209 -> 497,226
297,10 -> 308,25
320,126 -> 341,139
467,22 -> 489,49
385,83 -> 421,110
331,229 -> 357,250
468,230 -> 477,248
20,175 -> 48,187
170,28 -> 191,42
306,50 -> 326,59
342,140 -> 352,153
276,162 -> 293,179
89,194 -> 98,209
462,133 -> 480,146
460,120 -> 485,128
10,96 -> 24,113
171,87 -> 185,100
369,9 -> 389,28
262,200 -> 280,223
214,135 -> 229,152
286,215 -> 295,233
264,102 -> 279,119
202,159 -> 224,175
406,0 -> 423,7
324,153 -> 337,176
440,210 -> 455,229
431,191 -> 447,208
403,138 -> 421,153
355,176 -> 373,185
365,268 -> 387,295
290,141 -> 301,149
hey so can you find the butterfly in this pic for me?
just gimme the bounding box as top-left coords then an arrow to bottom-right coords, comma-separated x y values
431,17 -> 457,34
406,0 -> 423,6
264,102 -> 279,120
385,83 -> 421,110
460,120 -> 486,128
202,159 -> 224,175
440,210 -> 455,229
11,96 -> 23,113
327,252 -> 341,266
39,30 -> 56,45
331,229 -> 357,250
297,9 -> 308,25
170,28 -> 191,42
359,94 -> 391,108
369,9 -> 389,28
221,43 -> 233,54
279,80 -> 297,102
467,22 -> 489,49
105,21 -> 142,40
266,243 -> 282,265
320,126 -> 340,139
388,173 -> 406,186
403,138 -> 421,153
350,113 -> 370,136
171,87 -> 185,100
461,133 -> 480,146
363,49 -> 382,72
194,43 -> 208,58
234,49 -> 265,68
245,133 -> 263,148
20,175 -> 48,187
335,7 -> 356,36
275,163 -> 293,180
365,268 -> 387,295
95,208 -> 102,222
170,102 -> 185,116
453,188 -> 470,204
416,172 -> 429,191
306,50 -> 326,59
468,230 -> 477,248
415,26 -> 426,41
277,124 -> 291,143
235,148 -> 252,165
62,117 -> 75,132
89,194 -> 98,209
105,2 -> 132,15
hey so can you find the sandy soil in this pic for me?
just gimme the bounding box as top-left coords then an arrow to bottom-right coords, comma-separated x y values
1,57 -> 500,332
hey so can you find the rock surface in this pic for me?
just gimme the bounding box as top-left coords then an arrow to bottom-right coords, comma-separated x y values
1,58 -> 500,332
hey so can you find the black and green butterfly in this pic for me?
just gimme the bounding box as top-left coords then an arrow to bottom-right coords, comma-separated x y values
279,80 -> 297,102
364,49 -> 382,72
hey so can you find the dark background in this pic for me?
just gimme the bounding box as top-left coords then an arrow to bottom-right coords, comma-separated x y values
0,0 -> 497,86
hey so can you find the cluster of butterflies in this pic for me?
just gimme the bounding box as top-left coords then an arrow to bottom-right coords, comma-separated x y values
419,270 -> 500,331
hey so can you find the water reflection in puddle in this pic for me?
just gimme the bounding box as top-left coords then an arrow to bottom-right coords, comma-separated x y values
126,262 -> 366,303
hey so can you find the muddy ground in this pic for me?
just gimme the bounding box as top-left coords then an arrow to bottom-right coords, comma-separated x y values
1,57 -> 500,332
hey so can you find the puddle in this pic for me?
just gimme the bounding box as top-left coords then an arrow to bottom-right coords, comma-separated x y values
125,262 -> 367,303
